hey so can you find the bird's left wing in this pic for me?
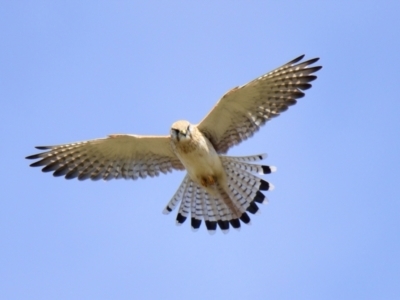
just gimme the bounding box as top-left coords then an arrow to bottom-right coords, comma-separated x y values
197,55 -> 322,154
26,134 -> 184,180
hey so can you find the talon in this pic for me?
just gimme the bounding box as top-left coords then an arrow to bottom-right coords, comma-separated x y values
200,175 -> 216,187
207,175 -> 215,185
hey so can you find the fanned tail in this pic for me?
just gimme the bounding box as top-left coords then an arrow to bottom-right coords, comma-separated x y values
221,154 -> 275,228
162,154 -> 276,234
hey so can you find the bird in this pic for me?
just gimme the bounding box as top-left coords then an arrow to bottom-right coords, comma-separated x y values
26,55 -> 322,234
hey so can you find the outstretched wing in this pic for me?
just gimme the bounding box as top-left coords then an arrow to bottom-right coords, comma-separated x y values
197,55 -> 322,154
26,134 -> 184,180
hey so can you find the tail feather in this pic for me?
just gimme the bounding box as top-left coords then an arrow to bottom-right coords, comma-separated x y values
206,195 -> 231,236
226,177 -> 255,210
190,185 -> 204,231
222,157 -> 275,223
216,184 -> 237,220
176,180 -> 194,225
221,154 -> 267,162
225,164 -> 274,194
225,167 -> 265,206
162,174 -> 190,214
163,154 -> 275,233
226,185 -> 248,211
204,192 -> 217,222
213,185 -> 240,234
222,160 -> 267,175
204,193 -> 219,234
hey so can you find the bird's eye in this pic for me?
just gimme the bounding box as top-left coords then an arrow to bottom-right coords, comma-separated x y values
187,125 -> 191,132
171,128 -> 179,136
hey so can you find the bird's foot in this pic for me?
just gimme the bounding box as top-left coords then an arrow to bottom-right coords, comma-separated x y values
200,175 -> 216,187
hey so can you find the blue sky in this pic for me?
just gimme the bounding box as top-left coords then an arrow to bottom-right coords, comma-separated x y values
1,1 -> 400,299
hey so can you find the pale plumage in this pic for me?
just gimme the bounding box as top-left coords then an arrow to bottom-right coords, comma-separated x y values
26,55 -> 321,234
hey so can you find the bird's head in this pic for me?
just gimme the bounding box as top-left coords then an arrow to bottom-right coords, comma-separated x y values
170,120 -> 193,142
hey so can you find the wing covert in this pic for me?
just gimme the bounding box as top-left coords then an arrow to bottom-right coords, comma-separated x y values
26,134 -> 184,180
197,55 -> 322,153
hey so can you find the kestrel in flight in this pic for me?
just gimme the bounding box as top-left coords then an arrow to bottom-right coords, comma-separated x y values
27,55 -> 321,234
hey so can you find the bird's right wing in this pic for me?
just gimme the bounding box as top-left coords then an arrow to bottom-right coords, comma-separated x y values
26,134 -> 185,180
197,55 -> 322,154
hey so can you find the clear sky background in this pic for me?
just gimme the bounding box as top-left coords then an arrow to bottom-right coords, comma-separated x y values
1,1 -> 399,299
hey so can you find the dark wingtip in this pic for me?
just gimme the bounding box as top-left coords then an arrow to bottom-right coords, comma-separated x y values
290,54 -> 305,65
309,66 -> 322,74
293,91 -> 305,99
65,169 -> 79,180
26,154 -> 41,160
35,146 -> 51,150
304,57 -> 320,65
41,163 -> 57,173
53,165 -> 70,177
306,75 -> 317,82
298,83 -> 312,90
29,159 -> 49,167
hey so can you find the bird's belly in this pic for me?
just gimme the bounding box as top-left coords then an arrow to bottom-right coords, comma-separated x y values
177,144 -> 224,189
183,150 -> 220,177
